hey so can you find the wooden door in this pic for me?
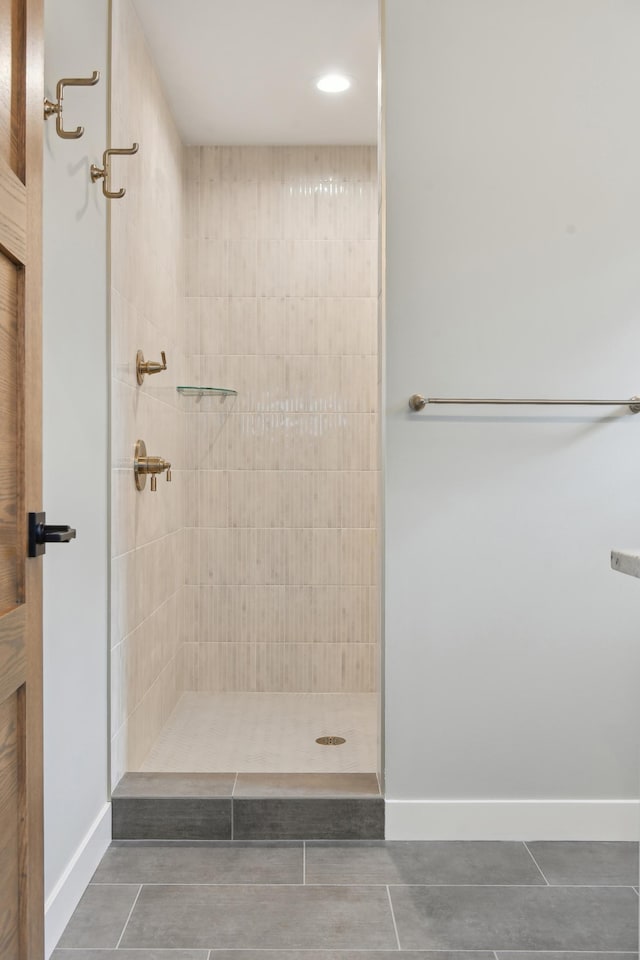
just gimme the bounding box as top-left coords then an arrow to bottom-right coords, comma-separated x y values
0,0 -> 43,957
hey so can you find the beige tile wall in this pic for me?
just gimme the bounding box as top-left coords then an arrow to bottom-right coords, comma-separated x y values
110,72 -> 379,766
110,0 -> 187,784
182,146 -> 379,692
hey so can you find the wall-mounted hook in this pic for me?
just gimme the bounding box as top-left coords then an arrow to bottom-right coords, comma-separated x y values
43,71 -> 100,139
136,350 -> 167,385
90,143 -> 139,199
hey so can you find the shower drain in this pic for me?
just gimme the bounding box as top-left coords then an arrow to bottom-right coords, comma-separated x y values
316,735 -> 346,746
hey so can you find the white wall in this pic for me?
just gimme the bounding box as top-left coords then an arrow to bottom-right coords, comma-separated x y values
384,0 -> 640,839
43,0 -> 110,952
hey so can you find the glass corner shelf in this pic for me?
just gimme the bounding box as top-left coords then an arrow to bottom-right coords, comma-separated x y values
176,385 -> 238,398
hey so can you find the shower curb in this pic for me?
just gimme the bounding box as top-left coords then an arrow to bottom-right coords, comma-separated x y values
111,772 -> 384,841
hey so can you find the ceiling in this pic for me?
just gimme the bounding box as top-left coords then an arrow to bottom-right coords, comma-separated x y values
132,0 -> 378,145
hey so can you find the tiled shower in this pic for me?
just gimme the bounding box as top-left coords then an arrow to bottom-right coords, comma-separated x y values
110,0 -> 379,786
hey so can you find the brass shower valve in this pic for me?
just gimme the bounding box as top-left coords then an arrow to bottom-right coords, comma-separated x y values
134,440 -> 172,492
136,350 -> 167,385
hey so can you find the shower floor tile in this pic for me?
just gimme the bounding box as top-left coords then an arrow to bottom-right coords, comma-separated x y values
139,692 -> 377,773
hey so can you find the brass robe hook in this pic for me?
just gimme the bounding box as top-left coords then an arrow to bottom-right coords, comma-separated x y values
43,71 -> 100,139
90,143 -> 139,199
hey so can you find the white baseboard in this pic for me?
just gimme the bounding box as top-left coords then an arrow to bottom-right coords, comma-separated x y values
45,802 -> 112,959
385,799 -> 639,840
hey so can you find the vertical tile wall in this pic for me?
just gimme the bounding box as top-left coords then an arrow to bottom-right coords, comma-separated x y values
182,147 -> 379,692
110,0 -> 186,784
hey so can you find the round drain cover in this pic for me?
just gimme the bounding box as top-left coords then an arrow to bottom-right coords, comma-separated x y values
316,735 -> 346,746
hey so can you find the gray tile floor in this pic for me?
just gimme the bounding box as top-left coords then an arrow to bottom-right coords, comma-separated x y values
54,840 -> 639,958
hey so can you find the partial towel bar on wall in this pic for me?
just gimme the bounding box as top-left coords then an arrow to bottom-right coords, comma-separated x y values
408,393 -> 640,413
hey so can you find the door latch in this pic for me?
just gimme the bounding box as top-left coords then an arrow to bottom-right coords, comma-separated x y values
28,512 -> 77,557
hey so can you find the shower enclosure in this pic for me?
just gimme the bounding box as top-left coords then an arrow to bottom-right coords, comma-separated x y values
110,0 -> 381,793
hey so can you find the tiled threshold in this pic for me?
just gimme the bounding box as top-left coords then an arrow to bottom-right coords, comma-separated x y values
112,773 -> 384,841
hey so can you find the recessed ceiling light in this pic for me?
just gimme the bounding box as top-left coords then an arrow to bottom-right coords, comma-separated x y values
316,73 -> 351,94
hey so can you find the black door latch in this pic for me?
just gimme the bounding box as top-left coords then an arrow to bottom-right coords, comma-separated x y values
28,511 -> 77,557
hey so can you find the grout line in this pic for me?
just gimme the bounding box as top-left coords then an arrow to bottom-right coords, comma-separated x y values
113,589 -> 184,651
189,526 -> 379,531
111,526 -> 184,562
190,353 -> 379,359
523,841 -> 550,885
102,841 -> 310,849
88,880 -> 635,888
303,841 -> 306,884
182,468 -> 379,473
183,585 -> 379,590
385,884 -> 401,950
114,883 -> 142,949
53,950 -> 640,955
114,656 -> 183,749
178,464 -> 377,476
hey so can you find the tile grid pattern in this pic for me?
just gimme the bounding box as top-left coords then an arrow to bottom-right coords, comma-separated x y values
110,0 -> 188,783
182,145 -> 380,694
54,841 -> 639,956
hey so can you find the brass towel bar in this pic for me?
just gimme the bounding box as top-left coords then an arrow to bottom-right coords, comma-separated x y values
409,394 -> 640,413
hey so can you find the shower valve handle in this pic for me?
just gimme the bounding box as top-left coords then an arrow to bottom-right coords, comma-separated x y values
136,350 -> 167,384
134,440 -> 171,492
150,468 -> 172,492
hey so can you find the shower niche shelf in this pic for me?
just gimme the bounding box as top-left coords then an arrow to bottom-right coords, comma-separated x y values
176,385 -> 238,398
